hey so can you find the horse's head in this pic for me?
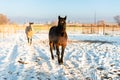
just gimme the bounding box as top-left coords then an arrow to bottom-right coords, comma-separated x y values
29,22 -> 34,26
58,16 -> 67,27
58,16 -> 67,32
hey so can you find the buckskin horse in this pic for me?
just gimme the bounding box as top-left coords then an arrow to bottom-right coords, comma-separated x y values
49,16 -> 68,65
25,22 -> 34,45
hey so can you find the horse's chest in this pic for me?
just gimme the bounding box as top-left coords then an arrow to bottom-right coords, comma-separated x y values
54,36 -> 67,44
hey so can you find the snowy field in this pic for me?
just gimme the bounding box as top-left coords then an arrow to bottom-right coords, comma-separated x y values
0,30 -> 120,80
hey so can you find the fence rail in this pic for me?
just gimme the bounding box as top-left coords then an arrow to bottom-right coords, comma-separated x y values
81,26 -> 120,35
0,24 -> 120,38
0,24 -> 25,38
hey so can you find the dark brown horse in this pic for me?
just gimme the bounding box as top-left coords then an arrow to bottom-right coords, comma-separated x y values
49,16 -> 68,64
25,22 -> 34,45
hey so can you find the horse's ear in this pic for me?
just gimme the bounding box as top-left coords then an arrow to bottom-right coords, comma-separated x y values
65,16 -> 67,20
58,16 -> 60,19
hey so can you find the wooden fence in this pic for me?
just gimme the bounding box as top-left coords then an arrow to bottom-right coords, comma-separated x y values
81,26 -> 120,35
0,24 -> 25,38
0,24 -> 120,38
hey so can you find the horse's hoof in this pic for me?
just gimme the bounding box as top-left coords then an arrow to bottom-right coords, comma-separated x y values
59,63 -> 63,65
52,57 -> 54,60
61,62 -> 63,65
59,61 -> 63,65
58,61 -> 61,65
60,60 -> 63,64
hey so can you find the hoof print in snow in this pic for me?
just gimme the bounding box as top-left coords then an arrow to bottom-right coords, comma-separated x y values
117,73 -> 120,77
18,60 -> 28,64
101,76 -> 112,80
8,71 -> 12,74
85,77 -> 91,80
110,64 -> 114,67
3,78 -> 7,80
97,66 -> 106,71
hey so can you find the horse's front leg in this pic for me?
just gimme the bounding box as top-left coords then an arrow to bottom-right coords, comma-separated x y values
49,42 -> 54,60
27,37 -> 29,44
56,45 -> 60,64
60,46 -> 65,64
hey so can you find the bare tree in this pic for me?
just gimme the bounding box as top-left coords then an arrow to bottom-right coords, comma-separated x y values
0,14 -> 9,24
114,15 -> 120,26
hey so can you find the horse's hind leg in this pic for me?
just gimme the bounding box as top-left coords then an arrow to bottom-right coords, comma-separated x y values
30,38 -> 32,45
60,46 -> 65,64
49,42 -> 54,60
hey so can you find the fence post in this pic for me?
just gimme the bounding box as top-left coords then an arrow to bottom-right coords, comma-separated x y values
91,24 -> 92,34
103,24 -> 105,35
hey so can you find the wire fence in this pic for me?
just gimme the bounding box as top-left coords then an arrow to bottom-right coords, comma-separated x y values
81,26 -> 120,35
0,24 -> 120,38
0,24 -> 25,38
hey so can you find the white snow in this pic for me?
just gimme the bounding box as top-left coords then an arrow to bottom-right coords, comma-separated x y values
0,30 -> 120,80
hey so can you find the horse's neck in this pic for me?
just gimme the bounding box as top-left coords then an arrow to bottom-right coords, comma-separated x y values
28,26 -> 32,30
57,25 -> 66,33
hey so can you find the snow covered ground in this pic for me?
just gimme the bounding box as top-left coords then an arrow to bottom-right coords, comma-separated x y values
0,30 -> 120,80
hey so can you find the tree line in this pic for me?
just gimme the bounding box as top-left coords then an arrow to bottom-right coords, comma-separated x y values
0,14 -> 9,24
0,13 -> 120,26
114,15 -> 120,26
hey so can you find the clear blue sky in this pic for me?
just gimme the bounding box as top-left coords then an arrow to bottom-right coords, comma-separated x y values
0,0 -> 120,23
